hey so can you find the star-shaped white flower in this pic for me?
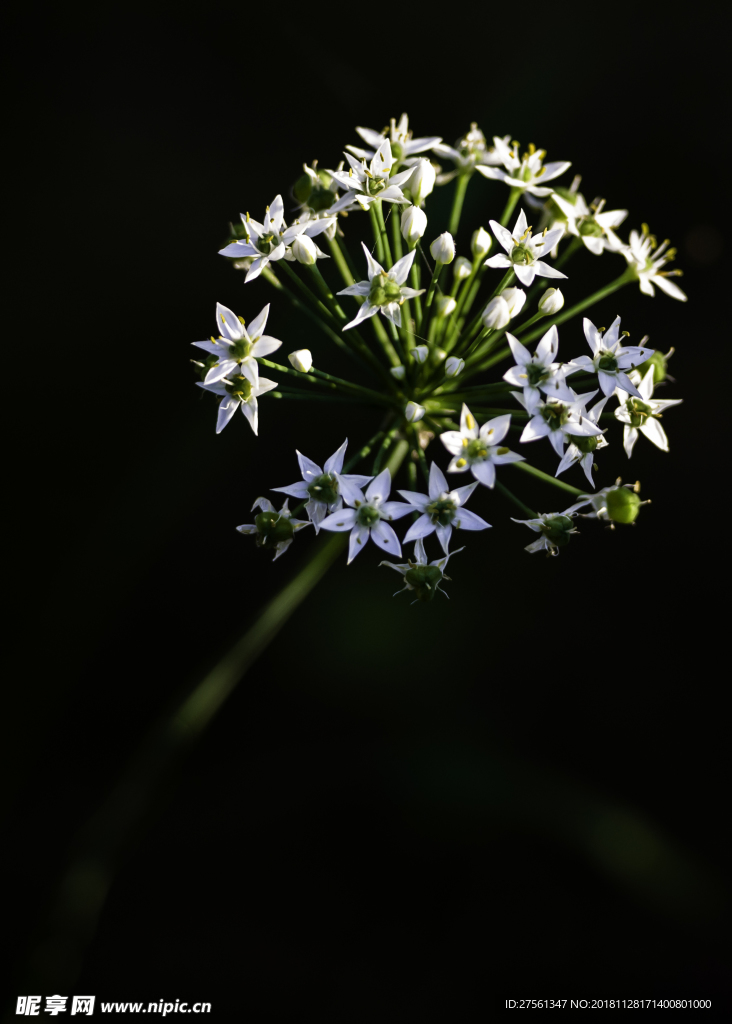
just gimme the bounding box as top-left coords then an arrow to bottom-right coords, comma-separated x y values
432,125 -> 509,185
236,497 -> 310,561
511,506 -> 585,556
477,138 -> 571,196
319,469 -> 413,563
440,404 -> 524,488
502,325 -> 579,403
624,225 -> 687,300
337,243 -> 424,329
555,396 -> 609,485
569,317 -> 654,398
398,462 -> 491,554
345,113 -> 441,171
486,210 -> 567,286
192,302 -> 282,386
379,538 -> 464,603
271,440 -> 373,533
550,193 -> 627,255
327,140 -> 413,212
218,195 -> 335,282
197,373 -> 277,435
614,367 -> 682,457
515,388 -> 604,457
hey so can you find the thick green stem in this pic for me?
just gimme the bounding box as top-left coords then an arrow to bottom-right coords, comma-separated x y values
375,201 -> 393,268
448,173 -> 470,236
326,235 -> 355,287
307,263 -> 348,320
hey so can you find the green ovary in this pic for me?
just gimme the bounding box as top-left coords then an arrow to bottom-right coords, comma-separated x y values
356,504 -> 381,528
426,497 -> 457,527
307,473 -> 339,506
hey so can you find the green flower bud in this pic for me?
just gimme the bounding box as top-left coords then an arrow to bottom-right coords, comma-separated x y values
254,511 -> 295,549
404,563 -> 443,602
637,349 -> 671,384
293,172 -> 312,206
605,486 -> 642,524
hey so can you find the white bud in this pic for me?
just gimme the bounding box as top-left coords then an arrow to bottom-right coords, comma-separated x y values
482,296 -> 511,330
501,287 -> 527,318
538,288 -> 565,315
445,356 -> 465,378
435,295 -> 456,319
290,234 -> 318,265
400,205 -> 427,246
471,227 -> 492,258
406,159 -> 436,205
411,345 -> 429,364
430,232 -> 455,265
453,256 -> 472,281
288,349 -> 313,372
390,365 -> 406,380
405,401 -> 425,423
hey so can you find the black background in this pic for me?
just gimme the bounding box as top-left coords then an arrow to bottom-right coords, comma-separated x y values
4,1 -> 729,1018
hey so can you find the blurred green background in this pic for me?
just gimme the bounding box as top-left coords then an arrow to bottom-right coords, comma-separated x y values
4,0 -> 729,1014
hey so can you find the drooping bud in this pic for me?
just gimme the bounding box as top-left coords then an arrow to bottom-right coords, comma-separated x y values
540,514 -> 574,548
453,256 -> 472,281
288,349 -> 313,372
401,205 -> 427,246
538,288 -> 565,315
390,365 -> 406,380
405,401 -> 425,423
411,346 -> 429,364
482,296 -> 511,330
406,159 -> 436,206
252,511 -> 295,551
291,234 -> 318,265
445,356 -> 465,378
471,227 -> 492,258
404,563 -> 444,602
430,232 -> 455,265
435,295 -> 456,318
501,287 -> 527,318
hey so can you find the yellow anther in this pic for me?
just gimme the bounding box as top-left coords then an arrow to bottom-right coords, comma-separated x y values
528,142 -> 536,155
456,458 -> 467,468
462,437 -> 469,447
466,413 -> 475,430
210,336 -> 217,343
487,428 -> 494,435
536,167 -> 547,177
238,316 -> 246,324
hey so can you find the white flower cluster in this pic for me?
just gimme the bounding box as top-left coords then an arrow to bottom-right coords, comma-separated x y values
191,115 -> 686,598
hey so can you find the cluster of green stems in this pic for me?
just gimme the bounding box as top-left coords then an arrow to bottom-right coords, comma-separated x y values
245,173 -> 636,516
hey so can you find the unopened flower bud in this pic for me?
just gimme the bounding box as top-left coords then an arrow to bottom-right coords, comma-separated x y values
411,346 -> 429,364
453,256 -> 472,281
405,401 -> 425,423
406,159 -> 436,206
638,347 -> 673,384
430,232 -> 455,265
482,296 -> 510,330
288,349 -> 313,373
390,364 -> 406,380
501,287 -> 526,318
291,234 -> 318,265
435,295 -> 456,318
445,356 -> 465,378
471,227 -> 492,258
401,205 -> 427,246
538,288 -> 565,315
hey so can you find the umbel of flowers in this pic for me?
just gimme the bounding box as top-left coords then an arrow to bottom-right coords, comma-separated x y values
191,117 -> 685,603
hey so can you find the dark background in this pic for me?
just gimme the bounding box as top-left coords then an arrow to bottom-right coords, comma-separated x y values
4,1 -> 729,1017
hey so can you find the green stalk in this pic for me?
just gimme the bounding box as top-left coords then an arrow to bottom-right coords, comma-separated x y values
375,200 -> 393,267
306,263 -> 348,320
410,256 -> 423,331
512,460 -> 585,496
519,267 -> 635,345
448,173 -> 470,236
495,480 -> 537,519
369,204 -> 385,264
500,186 -> 522,227
259,359 -> 397,408
343,428 -> 389,472
326,235 -> 355,287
